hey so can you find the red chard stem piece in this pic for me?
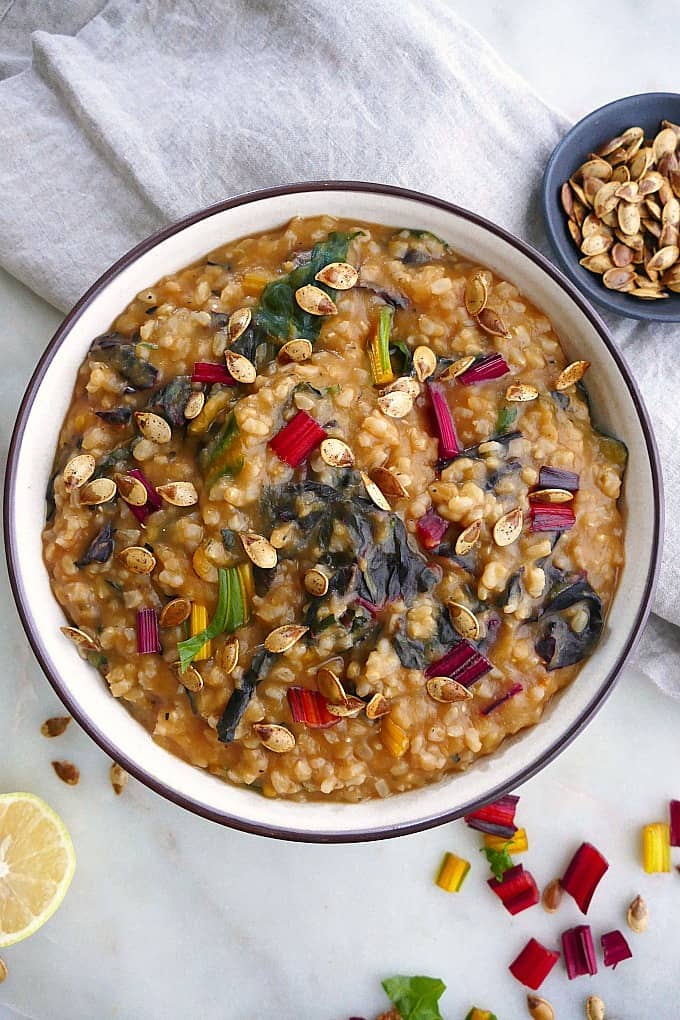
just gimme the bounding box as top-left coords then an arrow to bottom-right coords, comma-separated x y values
287,687 -> 340,729
601,929 -> 633,969
136,608 -> 161,654
561,842 -> 609,914
670,800 -> 680,846
269,411 -> 327,467
424,640 -> 493,688
487,864 -> 539,915
481,683 -> 523,716
530,503 -> 576,532
428,382 -> 460,459
509,938 -> 560,990
465,794 -> 519,838
191,362 -> 236,385
561,925 -> 597,979
459,353 -> 510,385
538,466 -> 580,492
416,511 -> 450,550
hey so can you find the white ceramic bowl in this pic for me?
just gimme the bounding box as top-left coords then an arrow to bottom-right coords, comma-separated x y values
4,183 -> 662,842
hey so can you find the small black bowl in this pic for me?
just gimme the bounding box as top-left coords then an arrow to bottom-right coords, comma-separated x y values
542,92 -> 680,322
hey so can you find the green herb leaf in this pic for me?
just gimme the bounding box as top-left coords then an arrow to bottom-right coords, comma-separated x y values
254,231 -> 361,344
496,406 -> 518,434
481,843 -> 513,881
177,567 -> 229,671
389,338 -> 413,373
382,975 -> 446,1020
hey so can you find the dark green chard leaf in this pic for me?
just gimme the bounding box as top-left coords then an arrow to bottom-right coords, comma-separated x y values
217,647 -> 275,743
94,441 -> 135,478
357,280 -> 410,309
45,472 -> 57,522
390,339 -> 413,372
95,407 -> 134,427
496,405 -> 518,434
535,577 -> 603,670
148,375 -> 192,428
75,523 -> 115,568
382,975 -> 446,1020
89,333 -> 158,390
86,650 -> 108,671
482,843 -> 514,880
199,411 -> 244,488
253,231 -> 361,344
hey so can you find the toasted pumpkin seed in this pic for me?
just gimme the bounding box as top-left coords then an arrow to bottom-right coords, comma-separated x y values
63,453 -> 96,490
365,692 -> 391,719
582,214 -> 602,239
371,466 -> 409,498
109,762 -> 128,796
413,345 -> 437,382
118,545 -> 156,574
476,306 -> 511,338
219,635 -> 239,675
529,488 -> 574,504
438,355 -> 476,382
278,338 -> 313,363
629,287 -> 668,300
505,383 -> 538,402
184,391 -> 205,420
611,242 -> 634,267
159,597 -> 191,628
264,624 -> 308,653
618,201 -> 641,235
455,519 -> 482,555
383,376 -> 420,399
79,477 -> 117,506
541,877 -> 563,913
585,995 -> 606,1020
611,163 -> 630,184
239,531 -> 277,569
493,507 -> 523,547
426,676 -> 473,703
526,995 -> 554,1020
175,662 -> 203,693
580,253 -> 614,274
555,360 -> 590,389
646,244 -> 679,272
640,170 -> 664,196
303,567 -> 330,597
567,220 -> 582,247
41,716 -> 71,738
326,696 -> 364,718
114,472 -> 148,507
134,411 -> 171,444
569,177 -> 588,205
603,266 -> 636,290
580,232 -> 612,256
464,273 -> 488,316
579,157 -> 612,180
320,437 -> 354,467
314,261 -> 358,289
52,760 -> 79,786
630,147 -> 653,180
615,180 -> 640,203
654,127 -> 678,162
659,222 -> 679,248
360,471 -> 391,510
253,723 -> 296,753
156,481 -> 198,506
560,182 -> 574,217
583,176 -> 604,203
316,667 -> 347,703
593,181 -> 620,217
377,390 -> 413,418
295,284 -> 337,316
227,306 -> 252,344
0,959 -> 7,983
448,602 -> 480,640
626,893 -> 649,934
225,349 -> 257,384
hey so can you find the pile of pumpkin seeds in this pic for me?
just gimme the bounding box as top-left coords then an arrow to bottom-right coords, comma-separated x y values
561,120 -> 680,299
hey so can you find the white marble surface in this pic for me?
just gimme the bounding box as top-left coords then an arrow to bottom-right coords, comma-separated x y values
2,4 -> 680,1018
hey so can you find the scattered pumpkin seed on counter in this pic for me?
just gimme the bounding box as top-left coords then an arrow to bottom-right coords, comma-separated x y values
561,119 -> 680,298
43,215 -> 626,802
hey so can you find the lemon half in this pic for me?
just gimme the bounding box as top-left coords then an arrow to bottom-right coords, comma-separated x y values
0,792 -> 76,947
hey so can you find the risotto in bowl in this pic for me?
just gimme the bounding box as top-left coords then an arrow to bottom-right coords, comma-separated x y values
5,184 -> 661,841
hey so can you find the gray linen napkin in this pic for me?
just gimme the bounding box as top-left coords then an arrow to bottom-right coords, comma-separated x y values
0,0 -> 677,694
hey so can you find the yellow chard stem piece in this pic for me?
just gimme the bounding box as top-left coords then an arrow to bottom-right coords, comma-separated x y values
190,604 -> 211,661
484,828 -> 529,854
381,715 -> 410,758
436,852 -> 471,893
642,822 -> 671,873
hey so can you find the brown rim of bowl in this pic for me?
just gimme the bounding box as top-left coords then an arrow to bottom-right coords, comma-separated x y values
3,181 -> 664,843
